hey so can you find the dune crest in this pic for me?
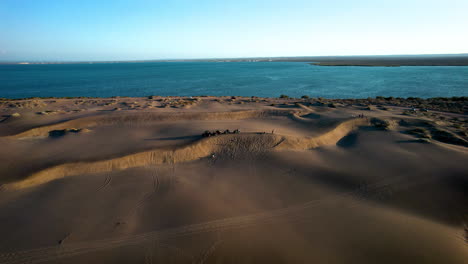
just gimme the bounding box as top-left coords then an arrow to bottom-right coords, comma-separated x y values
4,118 -> 367,190
7,109 -> 308,139
278,118 -> 368,149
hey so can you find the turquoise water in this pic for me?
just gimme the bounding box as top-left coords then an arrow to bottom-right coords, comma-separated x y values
0,62 -> 467,99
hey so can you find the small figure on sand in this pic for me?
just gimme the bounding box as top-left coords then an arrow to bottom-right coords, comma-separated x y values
202,130 -> 212,137
202,129 -> 240,137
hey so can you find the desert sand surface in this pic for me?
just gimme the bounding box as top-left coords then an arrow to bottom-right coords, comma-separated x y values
0,96 -> 467,264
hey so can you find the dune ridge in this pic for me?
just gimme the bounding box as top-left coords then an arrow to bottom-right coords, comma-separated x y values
278,118 -> 368,150
3,119 -> 367,190
7,109 -> 306,139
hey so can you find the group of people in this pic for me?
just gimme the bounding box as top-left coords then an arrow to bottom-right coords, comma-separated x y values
202,129 -> 240,137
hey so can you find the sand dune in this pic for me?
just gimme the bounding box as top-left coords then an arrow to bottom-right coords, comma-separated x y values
6,109 -> 304,139
4,117 -> 367,190
0,97 -> 466,264
0,190 -> 465,264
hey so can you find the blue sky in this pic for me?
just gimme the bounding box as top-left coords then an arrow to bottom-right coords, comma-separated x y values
1,0 -> 467,61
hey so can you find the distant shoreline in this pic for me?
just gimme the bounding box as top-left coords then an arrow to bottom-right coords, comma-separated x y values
309,58 -> 468,67
2,54 -> 468,66
2,95 -> 466,100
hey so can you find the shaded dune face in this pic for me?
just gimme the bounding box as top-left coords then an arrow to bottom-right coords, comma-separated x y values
0,99 -> 467,264
1,111 -> 367,190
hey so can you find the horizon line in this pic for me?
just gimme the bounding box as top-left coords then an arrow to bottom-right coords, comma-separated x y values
1,53 -> 468,64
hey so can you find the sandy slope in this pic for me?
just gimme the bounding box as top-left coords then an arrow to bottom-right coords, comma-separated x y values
0,97 -> 466,264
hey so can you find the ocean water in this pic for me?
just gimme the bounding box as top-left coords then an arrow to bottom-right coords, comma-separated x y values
0,62 -> 467,99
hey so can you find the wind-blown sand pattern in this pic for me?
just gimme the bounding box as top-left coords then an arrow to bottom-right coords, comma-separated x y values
0,96 -> 467,264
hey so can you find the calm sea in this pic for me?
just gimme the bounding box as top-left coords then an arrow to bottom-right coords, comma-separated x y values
0,62 -> 467,99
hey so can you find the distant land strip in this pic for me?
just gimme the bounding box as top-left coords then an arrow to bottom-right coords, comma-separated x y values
308,58 -> 468,67
2,54 -> 468,66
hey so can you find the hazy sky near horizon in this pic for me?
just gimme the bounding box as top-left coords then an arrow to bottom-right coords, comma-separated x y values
1,0 -> 467,61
